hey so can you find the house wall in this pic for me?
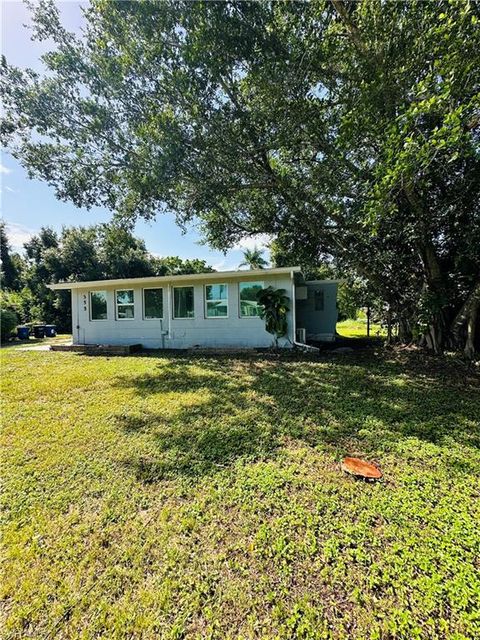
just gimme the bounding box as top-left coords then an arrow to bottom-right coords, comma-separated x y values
71,274 -> 295,349
295,281 -> 338,341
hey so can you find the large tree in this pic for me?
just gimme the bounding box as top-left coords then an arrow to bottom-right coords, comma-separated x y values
1,0 -> 479,353
0,221 -> 23,291
18,224 -> 214,329
21,224 -> 156,328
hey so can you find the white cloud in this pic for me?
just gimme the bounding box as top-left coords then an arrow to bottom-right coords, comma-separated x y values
212,258 -> 241,272
212,259 -> 228,271
3,221 -> 37,251
233,233 -> 272,252
0,163 -> 12,175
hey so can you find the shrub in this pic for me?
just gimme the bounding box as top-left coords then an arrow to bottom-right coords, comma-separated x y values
0,288 -> 34,324
256,287 -> 290,347
1,308 -> 18,342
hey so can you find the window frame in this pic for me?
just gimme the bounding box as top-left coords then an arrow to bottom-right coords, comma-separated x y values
89,290 -> 109,322
115,289 -> 135,321
142,287 -> 163,321
172,285 -> 195,320
204,283 -> 229,319
238,281 -> 264,318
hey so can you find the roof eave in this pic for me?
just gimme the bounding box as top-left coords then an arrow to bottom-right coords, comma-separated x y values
47,266 -> 302,291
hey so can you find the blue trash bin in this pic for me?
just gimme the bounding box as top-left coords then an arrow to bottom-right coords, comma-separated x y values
44,325 -> 57,338
17,326 -> 30,340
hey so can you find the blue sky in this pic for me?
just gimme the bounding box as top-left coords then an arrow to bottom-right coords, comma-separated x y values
0,0 -> 269,269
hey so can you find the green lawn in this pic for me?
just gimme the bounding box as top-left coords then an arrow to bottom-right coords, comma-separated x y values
1,348 -> 479,639
1,333 -> 72,350
336,316 -> 386,339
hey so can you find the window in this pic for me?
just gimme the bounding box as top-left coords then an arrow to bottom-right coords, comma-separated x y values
173,286 -> 194,318
144,288 -> 163,319
116,289 -> 135,319
90,291 -> 108,320
205,284 -> 228,318
314,289 -> 324,311
239,281 -> 264,317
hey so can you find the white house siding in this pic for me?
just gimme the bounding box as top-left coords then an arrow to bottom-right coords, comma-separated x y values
72,274 -> 295,349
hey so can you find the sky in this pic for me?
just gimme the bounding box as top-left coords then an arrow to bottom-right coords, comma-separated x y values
0,0 -> 269,270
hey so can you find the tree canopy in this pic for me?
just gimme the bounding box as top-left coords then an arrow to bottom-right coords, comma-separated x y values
0,221 -> 23,290
0,223 -> 214,330
1,0 -> 479,353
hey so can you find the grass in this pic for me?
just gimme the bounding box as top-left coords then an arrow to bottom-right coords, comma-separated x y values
1,347 -> 479,639
1,334 -> 72,350
336,315 -> 386,339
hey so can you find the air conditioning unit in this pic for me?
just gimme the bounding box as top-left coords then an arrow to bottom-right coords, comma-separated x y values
296,328 -> 306,344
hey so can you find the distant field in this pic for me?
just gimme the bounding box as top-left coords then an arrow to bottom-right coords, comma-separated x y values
2,348 -> 479,639
337,315 -> 387,339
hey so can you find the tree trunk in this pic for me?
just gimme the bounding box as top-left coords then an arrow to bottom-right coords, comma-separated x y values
452,280 -> 480,358
464,309 -> 478,359
403,184 -> 449,354
428,323 -> 442,355
417,243 -> 448,354
452,280 -> 480,341
386,307 -> 393,345
398,315 -> 413,343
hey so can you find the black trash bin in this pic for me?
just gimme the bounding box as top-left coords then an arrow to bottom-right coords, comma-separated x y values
33,325 -> 46,339
44,325 -> 57,338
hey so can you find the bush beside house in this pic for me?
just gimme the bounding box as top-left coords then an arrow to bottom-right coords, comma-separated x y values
1,308 -> 18,342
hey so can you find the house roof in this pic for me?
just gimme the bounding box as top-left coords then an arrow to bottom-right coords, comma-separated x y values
47,266 -> 302,290
304,279 -> 343,284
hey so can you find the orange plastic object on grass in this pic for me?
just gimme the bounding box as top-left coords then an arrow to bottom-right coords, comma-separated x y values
341,457 -> 382,479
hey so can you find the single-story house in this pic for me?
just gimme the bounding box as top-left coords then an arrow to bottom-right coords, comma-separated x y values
48,267 -> 339,349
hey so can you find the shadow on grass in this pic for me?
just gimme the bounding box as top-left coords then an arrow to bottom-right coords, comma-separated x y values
112,351 -> 480,483
117,409 -> 279,482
